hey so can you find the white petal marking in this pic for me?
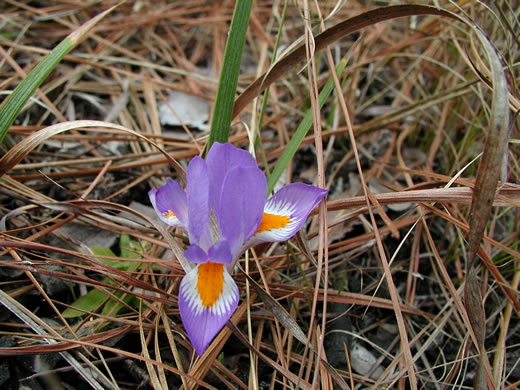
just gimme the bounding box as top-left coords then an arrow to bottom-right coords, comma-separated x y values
180,265 -> 238,316
163,210 -> 182,227
255,198 -> 299,240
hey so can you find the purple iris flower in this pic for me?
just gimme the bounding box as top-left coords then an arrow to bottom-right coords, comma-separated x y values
149,142 -> 327,355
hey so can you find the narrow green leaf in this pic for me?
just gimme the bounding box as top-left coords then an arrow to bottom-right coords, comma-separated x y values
62,279 -> 136,319
119,233 -> 144,260
0,3 -> 121,144
0,39 -> 70,146
267,59 -> 347,193
89,236 -> 142,270
62,281 -> 114,318
63,234 -> 142,318
100,289 -> 134,318
89,247 -> 120,268
207,0 -> 254,148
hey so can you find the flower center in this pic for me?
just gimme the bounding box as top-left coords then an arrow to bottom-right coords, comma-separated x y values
196,262 -> 224,308
256,213 -> 290,233
164,210 -> 175,218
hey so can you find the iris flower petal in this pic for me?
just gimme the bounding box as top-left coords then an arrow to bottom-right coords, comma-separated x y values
186,156 -> 211,249
244,183 -> 328,248
148,178 -> 187,228
208,239 -> 233,264
206,142 -> 258,212
217,166 -> 267,261
178,263 -> 239,355
184,244 -> 208,264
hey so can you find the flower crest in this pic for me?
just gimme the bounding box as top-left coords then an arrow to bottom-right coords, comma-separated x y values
149,142 -> 327,355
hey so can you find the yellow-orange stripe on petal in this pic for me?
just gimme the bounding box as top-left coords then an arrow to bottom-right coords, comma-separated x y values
164,210 -> 175,218
180,264 -> 238,317
196,262 -> 224,308
178,263 -> 239,355
256,213 -> 291,234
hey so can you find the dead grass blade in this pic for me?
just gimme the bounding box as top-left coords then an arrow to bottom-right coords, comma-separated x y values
466,16 -> 510,268
325,186 -> 520,210
241,269 -> 351,390
232,5 -> 459,118
139,301 -> 163,390
0,288 -> 112,390
420,203 -> 520,312
0,288 -> 215,388
0,325 -> 132,355
160,309 -> 188,389
463,20 -> 510,390
227,321 -> 313,390
0,120 -> 186,183
301,2 -> 330,388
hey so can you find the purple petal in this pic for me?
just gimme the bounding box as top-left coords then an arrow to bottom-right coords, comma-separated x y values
217,166 -> 267,260
208,239 -> 232,264
186,156 -> 211,249
148,178 -> 187,228
178,265 -> 239,355
244,183 -> 328,248
206,143 -> 258,211
184,244 -> 208,264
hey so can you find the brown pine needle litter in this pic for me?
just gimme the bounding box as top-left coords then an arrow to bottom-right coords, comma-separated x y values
1,1 -> 519,389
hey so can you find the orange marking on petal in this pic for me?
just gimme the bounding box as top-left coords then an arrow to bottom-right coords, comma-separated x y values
196,262 -> 224,308
164,210 -> 175,218
256,213 -> 290,233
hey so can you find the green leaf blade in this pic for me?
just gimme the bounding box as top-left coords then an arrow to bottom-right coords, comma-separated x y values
267,59 -> 347,193
207,0 -> 254,148
0,3 -> 121,144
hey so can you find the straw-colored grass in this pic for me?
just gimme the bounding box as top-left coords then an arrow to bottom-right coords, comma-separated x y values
0,1 -> 519,389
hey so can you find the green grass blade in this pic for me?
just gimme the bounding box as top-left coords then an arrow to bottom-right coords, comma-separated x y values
207,0 -> 254,148
267,59 -> 347,193
0,4 -> 121,145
